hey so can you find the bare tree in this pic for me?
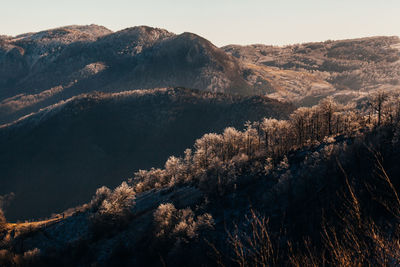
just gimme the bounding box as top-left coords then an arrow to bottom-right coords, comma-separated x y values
290,107 -> 309,145
370,91 -> 387,126
319,97 -> 337,135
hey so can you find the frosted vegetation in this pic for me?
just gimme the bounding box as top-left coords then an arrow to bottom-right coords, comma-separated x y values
60,91 -> 398,217
85,91 -> 399,265
153,203 -> 214,241
130,92 -> 399,195
0,89 -> 399,265
1,26 -> 400,265
224,36 -> 400,105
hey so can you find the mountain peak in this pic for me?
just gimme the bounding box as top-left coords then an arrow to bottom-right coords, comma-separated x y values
105,25 -> 175,42
12,24 -> 112,43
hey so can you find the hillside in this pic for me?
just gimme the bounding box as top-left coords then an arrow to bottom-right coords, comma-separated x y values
0,25 -> 250,125
223,36 -> 400,105
1,26 -> 399,125
0,87 -> 293,221
1,26 -> 400,266
0,96 -> 399,266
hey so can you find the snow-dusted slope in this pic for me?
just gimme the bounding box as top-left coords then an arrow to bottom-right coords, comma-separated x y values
223,36 -> 400,105
0,25 -> 249,125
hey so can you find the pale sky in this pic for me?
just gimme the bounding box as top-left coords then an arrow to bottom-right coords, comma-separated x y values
1,0 -> 399,47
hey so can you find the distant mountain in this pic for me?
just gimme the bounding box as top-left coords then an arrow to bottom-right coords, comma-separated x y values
1,25 -> 399,124
0,25 -> 251,124
223,36 -> 400,105
0,87 -> 293,221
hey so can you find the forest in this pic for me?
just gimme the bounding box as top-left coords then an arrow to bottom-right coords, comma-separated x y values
0,88 -> 292,221
1,90 -> 399,266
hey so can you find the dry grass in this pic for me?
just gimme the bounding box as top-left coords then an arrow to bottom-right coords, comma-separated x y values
2,214 -> 66,243
222,155 -> 400,267
245,63 -> 335,103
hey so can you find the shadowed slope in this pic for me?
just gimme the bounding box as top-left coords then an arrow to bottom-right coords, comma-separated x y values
0,88 -> 293,221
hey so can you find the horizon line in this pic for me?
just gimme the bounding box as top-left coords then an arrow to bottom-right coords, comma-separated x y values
2,23 -> 400,48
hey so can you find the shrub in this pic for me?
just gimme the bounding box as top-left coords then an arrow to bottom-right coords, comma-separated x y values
154,203 -> 214,242
90,182 -> 136,236
98,182 -> 135,217
89,186 -> 111,211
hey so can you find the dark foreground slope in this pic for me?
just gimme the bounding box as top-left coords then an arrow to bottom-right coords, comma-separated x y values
0,88 -> 292,221
0,102 -> 399,266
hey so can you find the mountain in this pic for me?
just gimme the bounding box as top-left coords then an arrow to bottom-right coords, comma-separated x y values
0,25 -> 251,125
0,87 -> 293,221
223,36 -> 400,105
1,25 -> 399,124
0,25 -> 400,266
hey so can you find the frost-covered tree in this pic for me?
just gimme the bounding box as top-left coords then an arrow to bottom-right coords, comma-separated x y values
154,203 -> 214,241
318,97 -> 337,135
123,95 -> 400,202
133,168 -> 167,193
165,156 -> 185,186
369,91 -> 387,126
100,182 -> 135,216
194,133 -> 223,168
89,186 -> 111,211
290,107 -> 310,145
222,127 -> 243,160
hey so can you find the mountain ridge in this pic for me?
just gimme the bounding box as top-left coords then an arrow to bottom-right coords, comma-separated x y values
0,25 -> 252,124
223,35 -> 400,105
0,87 -> 293,221
1,25 -> 399,124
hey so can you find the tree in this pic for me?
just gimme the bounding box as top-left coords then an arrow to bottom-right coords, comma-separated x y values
261,118 -> 280,155
290,107 -> 310,145
370,91 -> 387,126
319,97 -> 337,135
165,156 -> 185,185
194,133 -> 223,168
98,182 -> 135,217
222,127 -> 242,160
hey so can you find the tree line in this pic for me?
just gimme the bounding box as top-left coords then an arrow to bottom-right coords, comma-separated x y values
131,91 -> 400,194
